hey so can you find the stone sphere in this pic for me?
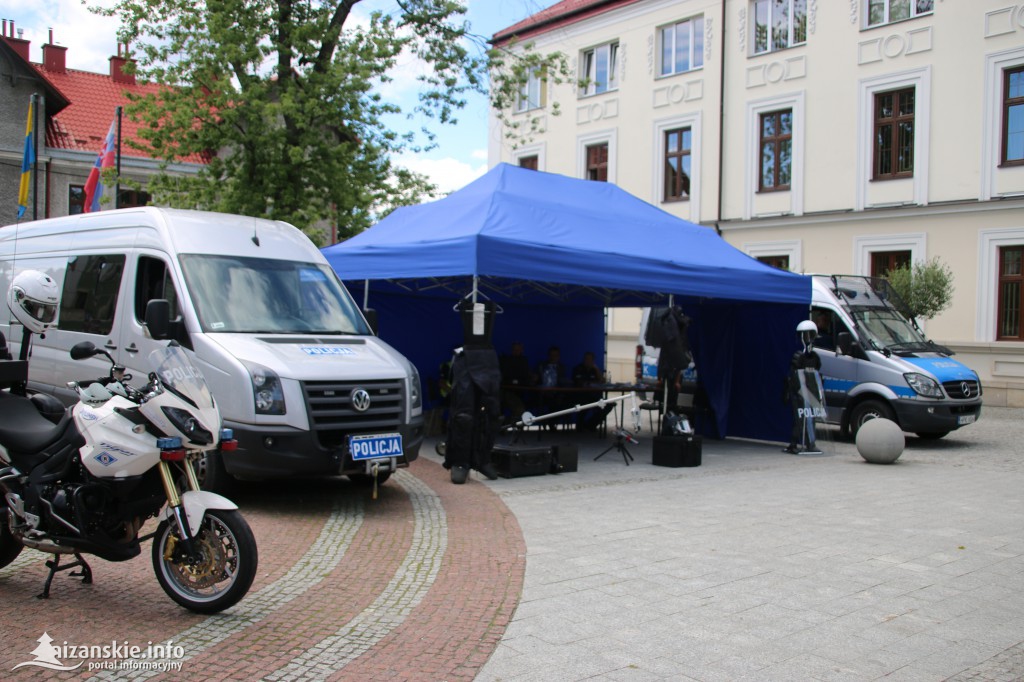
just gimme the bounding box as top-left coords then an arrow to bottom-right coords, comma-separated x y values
856,418 -> 905,464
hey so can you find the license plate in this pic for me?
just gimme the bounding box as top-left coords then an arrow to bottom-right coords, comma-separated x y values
349,433 -> 403,461
957,414 -> 977,426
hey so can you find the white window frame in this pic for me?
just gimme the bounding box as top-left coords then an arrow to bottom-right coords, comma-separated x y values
577,129 -> 617,184
515,68 -> 545,114
744,240 -> 802,272
981,47 -> 1024,201
855,66 -> 931,210
652,113 -> 702,218
580,42 -> 619,97
744,91 -> 805,220
513,143 -> 546,171
853,233 -> 926,277
865,0 -> 934,29
977,227 -> 1024,342
658,16 -> 705,78
751,0 -> 807,56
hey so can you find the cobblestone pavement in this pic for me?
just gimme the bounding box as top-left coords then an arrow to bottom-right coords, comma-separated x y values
475,406 -> 1024,681
3,407 -> 1023,681
0,457 -> 524,681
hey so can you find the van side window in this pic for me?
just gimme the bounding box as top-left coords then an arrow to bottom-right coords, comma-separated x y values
810,308 -> 836,350
135,256 -> 181,322
59,254 -> 126,335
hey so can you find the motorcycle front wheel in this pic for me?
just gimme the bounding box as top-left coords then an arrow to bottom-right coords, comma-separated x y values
152,509 -> 257,614
0,506 -> 24,568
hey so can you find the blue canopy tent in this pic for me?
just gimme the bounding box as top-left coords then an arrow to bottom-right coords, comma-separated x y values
322,163 -> 812,442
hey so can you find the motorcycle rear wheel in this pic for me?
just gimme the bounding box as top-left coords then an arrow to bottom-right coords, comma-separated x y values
0,507 -> 24,569
152,509 -> 257,614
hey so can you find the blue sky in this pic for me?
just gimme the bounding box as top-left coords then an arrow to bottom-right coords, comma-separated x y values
0,0 -> 561,193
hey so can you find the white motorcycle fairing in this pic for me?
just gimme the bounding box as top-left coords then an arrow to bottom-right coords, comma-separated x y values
160,490 -> 239,536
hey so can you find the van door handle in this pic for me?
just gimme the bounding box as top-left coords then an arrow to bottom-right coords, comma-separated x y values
125,343 -> 139,354
104,341 -> 118,351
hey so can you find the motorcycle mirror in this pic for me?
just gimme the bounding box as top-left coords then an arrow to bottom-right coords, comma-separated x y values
70,341 -> 99,361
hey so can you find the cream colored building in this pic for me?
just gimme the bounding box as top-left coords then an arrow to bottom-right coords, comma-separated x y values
489,0 -> 1024,406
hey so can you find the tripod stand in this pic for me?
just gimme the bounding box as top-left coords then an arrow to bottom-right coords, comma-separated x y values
594,427 -> 637,465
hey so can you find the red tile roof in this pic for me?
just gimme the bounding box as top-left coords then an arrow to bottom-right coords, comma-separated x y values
34,64 -> 208,165
492,0 -> 644,45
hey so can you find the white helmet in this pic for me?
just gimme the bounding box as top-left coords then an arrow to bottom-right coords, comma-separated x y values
8,270 -> 59,333
797,319 -> 817,347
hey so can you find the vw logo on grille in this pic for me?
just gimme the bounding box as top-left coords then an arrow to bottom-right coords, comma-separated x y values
961,381 -> 972,398
350,388 -> 371,412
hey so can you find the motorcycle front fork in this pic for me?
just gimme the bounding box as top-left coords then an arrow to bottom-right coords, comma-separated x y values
157,457 -> 202,555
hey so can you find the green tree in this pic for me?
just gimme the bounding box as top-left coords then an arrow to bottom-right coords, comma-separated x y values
885,257 -> 955,320
94,0 -> 486,243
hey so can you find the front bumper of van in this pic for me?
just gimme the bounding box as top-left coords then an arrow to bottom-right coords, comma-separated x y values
893,399 -> 982,434
220,417 -> 424,480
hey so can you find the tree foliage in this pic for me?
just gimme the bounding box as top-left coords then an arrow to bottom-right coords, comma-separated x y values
885,257 -> 955,320
487,39 -> 572,149
93,0 -> 485,243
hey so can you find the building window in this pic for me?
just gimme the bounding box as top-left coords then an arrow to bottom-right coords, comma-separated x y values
874,87 -> 915,180
1003,66 -> 1024,166
580,42 -> 618,97
757,255 -> 790,270
867,0 -> 933,28
871,250 -> 911,278
118,188 -> 151,209
659,17 -> 704,77
752,0 -> 807,55
663,128 -> 692,202
759,109 -> 792,192
518,155 -> 539,170
586,143 -> 609,181
516,68 -> 545,113
998,245 -> 1024,340
69,185 -> 85,215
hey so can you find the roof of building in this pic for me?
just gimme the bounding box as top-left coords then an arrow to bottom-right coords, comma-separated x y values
2,31 -> 206,165
492,0 -> 644,45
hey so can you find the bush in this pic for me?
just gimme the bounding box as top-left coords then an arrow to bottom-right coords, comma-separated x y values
885,258 -> 954,320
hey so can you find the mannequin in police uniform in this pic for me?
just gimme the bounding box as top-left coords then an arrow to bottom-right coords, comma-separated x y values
783,320 -> 823,454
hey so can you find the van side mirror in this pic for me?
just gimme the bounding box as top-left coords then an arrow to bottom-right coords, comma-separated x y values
145,299 -> 172,340
836,332 -> 853,356
363,308 -> 379,335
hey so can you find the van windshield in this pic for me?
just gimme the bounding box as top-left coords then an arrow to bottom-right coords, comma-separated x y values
179,255 -> 370,334
849,306 -> 931,353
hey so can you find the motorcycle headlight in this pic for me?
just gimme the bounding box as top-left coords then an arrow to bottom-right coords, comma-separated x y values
410,366 -> 422,410
161,406 -> 214,445
904,373 -> 943,398
243,361 -> 286,415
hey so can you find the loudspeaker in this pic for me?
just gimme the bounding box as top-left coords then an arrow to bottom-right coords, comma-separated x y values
652,434 -> 701,467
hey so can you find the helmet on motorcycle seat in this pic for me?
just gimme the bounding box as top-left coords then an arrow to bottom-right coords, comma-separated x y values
8,270 -> 59,333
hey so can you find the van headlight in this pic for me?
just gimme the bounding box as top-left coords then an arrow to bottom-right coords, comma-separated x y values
904,373 -> 943,398
409,366 -> 422,410
243,361 -> 286,415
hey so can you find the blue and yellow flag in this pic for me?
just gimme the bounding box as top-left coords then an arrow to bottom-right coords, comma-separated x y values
17,98 -> 35,219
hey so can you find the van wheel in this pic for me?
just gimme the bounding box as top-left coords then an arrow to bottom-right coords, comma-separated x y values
916,431 -> 949,440
194,449 -> 234,494
849,400 -> 897,438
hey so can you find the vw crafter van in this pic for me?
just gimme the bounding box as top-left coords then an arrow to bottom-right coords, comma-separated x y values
810,274 -> 981,439
0,208 -> 423,491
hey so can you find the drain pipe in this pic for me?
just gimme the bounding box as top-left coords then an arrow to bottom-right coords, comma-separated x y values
715,0 -> 727,236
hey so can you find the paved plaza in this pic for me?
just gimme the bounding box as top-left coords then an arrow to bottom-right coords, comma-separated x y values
1,407 -> 1022,681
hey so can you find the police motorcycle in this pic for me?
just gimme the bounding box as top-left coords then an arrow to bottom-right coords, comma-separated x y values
0,271 -> 257,613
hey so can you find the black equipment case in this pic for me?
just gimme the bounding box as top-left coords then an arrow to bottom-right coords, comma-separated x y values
490,445 -> 552,478
652,434 -> 702,467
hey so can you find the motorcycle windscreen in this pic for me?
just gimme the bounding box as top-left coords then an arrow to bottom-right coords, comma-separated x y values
149,345 -> 215,409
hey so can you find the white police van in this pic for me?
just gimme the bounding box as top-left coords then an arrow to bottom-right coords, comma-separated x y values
0,207 -> 423,490
810,274 -> 981,439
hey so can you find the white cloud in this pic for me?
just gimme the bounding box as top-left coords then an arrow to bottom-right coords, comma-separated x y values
470,148 -> 488,161
396,156 -> 486,195
0,0 -> 121,74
